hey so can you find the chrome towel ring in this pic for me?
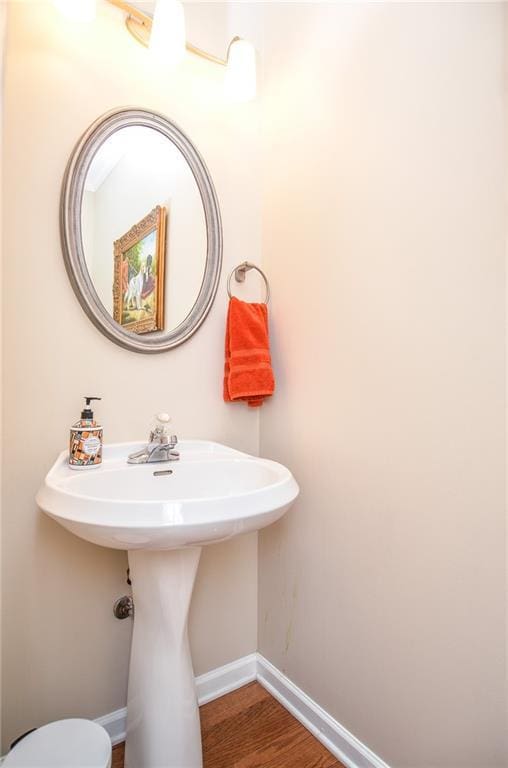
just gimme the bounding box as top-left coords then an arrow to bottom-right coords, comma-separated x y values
227,261 -> 270,304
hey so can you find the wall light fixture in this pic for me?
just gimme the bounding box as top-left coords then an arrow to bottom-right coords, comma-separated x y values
224,37 -> 257,104
55,0 -> 257,101
149,0 -> 186,68
53,0 -> 97,23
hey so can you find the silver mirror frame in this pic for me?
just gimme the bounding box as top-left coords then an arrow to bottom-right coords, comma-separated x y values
61,107 -> 222,353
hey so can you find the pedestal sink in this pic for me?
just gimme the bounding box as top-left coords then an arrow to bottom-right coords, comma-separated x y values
36,440 -> 299,768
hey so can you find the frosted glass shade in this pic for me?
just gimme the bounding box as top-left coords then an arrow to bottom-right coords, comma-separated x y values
225,38 -> 257,103
149,0 -> 186,69
53,0 -> 96,22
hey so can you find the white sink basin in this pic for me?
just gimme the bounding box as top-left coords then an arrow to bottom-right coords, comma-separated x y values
36,441 -> 298,551
37,440 -> 298,768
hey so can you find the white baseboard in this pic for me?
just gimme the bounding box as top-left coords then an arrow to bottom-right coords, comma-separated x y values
95,652 -> 390,768
95,707 -> 127,747
195,652 -> 258,706
256,654 -> 390,768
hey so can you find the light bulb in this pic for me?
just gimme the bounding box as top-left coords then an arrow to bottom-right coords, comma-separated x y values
53,0 -> 96,22
225,38 -> 256,103
149,0 -> 186,69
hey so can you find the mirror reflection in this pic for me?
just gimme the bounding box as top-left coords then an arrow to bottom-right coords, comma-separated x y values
81,126 -> 207,334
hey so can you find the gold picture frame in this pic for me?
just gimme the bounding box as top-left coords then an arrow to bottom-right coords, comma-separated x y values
113,205 -> 166,334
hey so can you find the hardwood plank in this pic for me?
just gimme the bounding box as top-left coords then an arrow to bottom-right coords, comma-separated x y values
202,697 -> 301,767
111,742 -> 124,768
232,726 -> 339,768
200,681 -> 271,730
111,682 -> 345,768
201,683 -> 340,768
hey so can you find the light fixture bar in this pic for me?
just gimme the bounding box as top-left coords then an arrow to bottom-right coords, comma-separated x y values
186,42 -> 226,68
106,0 -> 227,66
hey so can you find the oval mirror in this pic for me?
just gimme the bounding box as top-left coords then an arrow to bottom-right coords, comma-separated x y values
61,108 -> 222,353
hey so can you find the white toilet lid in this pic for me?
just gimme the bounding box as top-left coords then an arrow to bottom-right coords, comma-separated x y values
3,719 -> 112,768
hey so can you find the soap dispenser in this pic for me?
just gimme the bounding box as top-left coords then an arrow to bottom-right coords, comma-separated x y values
69,396 -> 103,469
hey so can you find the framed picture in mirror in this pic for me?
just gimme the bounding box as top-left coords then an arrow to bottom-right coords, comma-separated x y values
113,205 -> 166,334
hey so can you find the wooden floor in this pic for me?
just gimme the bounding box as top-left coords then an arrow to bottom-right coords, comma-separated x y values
112,682 -> 344,767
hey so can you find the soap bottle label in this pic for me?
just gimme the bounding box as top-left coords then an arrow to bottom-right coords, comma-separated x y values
69,427 -> 103,468
83,435 -> 101,454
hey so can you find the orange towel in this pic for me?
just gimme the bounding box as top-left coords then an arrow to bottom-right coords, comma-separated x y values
224,297 -> 275,408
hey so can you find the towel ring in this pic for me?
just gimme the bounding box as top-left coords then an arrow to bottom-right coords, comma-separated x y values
227,261 -> 270,304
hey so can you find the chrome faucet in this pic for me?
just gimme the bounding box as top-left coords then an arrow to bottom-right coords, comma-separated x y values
127,413 -> 180,464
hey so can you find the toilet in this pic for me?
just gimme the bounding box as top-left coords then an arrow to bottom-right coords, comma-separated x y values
3,719 -> 112,767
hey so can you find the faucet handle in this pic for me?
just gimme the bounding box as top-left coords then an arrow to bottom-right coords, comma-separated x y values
150,413 -> 172,443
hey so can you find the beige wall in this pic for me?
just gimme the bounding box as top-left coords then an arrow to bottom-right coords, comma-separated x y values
1,1 -> 260,749
258,3 -> 507,767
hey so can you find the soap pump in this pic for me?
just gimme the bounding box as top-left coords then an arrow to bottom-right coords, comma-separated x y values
69,396 -> 103,470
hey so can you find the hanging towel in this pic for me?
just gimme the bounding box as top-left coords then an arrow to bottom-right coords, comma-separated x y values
224,297 -> 275,408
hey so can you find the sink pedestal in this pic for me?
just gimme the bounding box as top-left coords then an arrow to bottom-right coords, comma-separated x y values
124,547 -> 203,768
37,441 -> 299,766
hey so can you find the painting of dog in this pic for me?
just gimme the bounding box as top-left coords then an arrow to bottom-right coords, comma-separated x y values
113,206 -> 166,334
